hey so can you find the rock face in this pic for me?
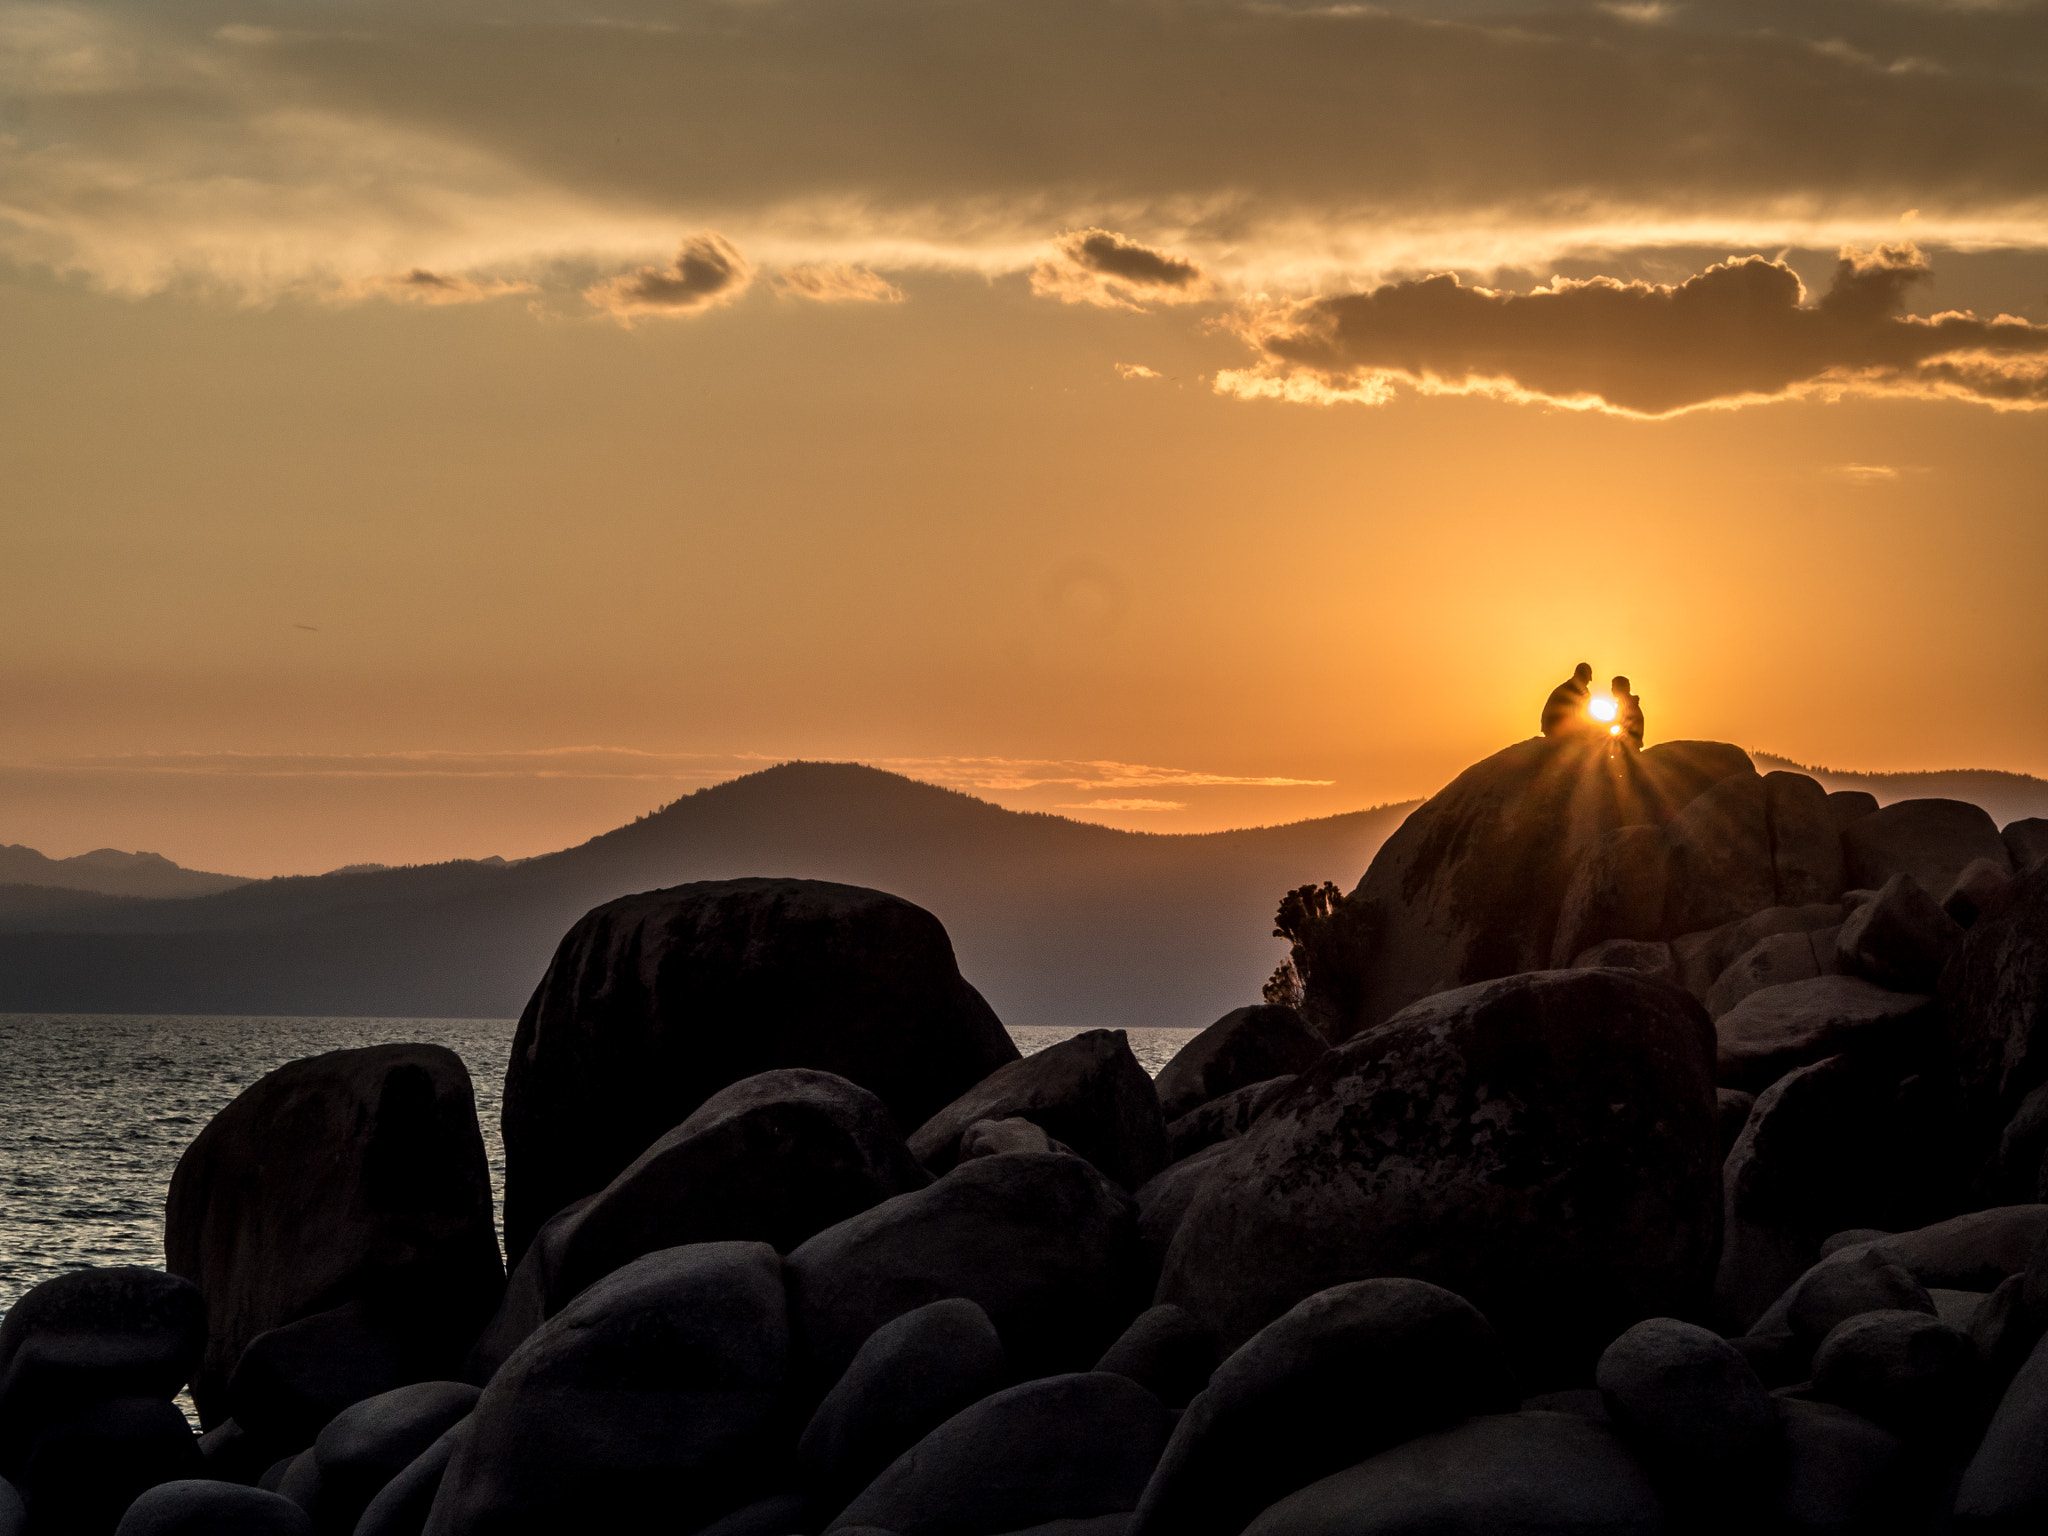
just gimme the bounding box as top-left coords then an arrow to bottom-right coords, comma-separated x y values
1704,931 -> 1834,1022
1714,976 -> 1936,1095
2005,818 -> 2048,872
0,1269 -> 205,1474
1842,798 -> 2010,896
501,878 -> 1019,1262
1158,969 -> 1721,1382
1129,1279 -> 1517,1536
1163,1077 -> 1294,1163
826,1373 -> 1172,1536
1549,825 -> 1669,968
303,1382 -> 478,1536
113,1480 -> 314,1536
797,1298 -> 1009,1516
1835,874 -> 1962,992
1301,734 -> 1752,1039
1672,904 -> 1843,1005
538,1069 -> 928,1319
165,1046 -> 503,1427
1664,773 -> 1776,937
1237,1412 -> 1663,1536
1595,1319 -> 1777,1492
1766,771 -> 1846,907
1152,1007 -> 1325,1123
908,1031 -> 1168,1190
422,1243 -> 788,1536
1944,860 -> 2048,1131
1956,1327 -> 2048,1530
785,1152 -> 1142,1385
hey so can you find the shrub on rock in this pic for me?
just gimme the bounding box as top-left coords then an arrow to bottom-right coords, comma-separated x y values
785,1152 -> 1142,1386
1158,969 -> 1720,1381
1152,1007 -> 1324,1123
113,1480 -> 313,1536
422,1242 -> 789,1536
0,1268 -> 205,1478
798,1298 -> 1009,1516
501,878 -> 1018,1262
1842,797 -> 2010,896
1236,1412 -> 1663,1536
908,1031 -> 1167,1190
165,1045 -> 502,1426
1129,1279 -> 1517,1536
826,1374 -> 1172,1536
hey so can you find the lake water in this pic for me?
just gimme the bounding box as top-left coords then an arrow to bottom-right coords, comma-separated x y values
0,1014 -> 1197,1321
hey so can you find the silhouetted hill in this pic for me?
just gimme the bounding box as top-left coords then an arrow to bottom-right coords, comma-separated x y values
0,763 -> 1417,1028
1751,755 -> 2048,830
0,844 -> 250,899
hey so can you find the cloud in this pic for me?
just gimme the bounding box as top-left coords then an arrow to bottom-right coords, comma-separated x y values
1115,363 -> 1161,379
774,263 -> 904,303
369,269 -> 536,305
584,234 -> 751,322
1033,229 -> 1209,309
1832,463 -> 1905,481
1217,245 -> 2048,416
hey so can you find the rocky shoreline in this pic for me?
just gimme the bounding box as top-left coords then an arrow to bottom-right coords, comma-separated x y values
4,735 -> 2047,1534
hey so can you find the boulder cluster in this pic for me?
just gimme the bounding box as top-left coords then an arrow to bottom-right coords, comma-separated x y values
4,748 -> 2048,1536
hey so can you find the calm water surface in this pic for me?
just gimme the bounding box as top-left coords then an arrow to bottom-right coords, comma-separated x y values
0,1014 -> 1195,1320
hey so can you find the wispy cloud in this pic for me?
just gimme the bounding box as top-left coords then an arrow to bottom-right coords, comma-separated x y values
584,234 -> 752,323
1115,363 -> 1162,380
774,263 -> 904,303
1031,229 -> 1210,311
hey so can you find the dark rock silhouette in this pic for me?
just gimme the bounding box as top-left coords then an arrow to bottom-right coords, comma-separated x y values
1151,1006 -> 1324,1123
1594,1318 -> 1777,1501
1091,1304 -> 1218,1411
1128,1279 -> 1516,1536
2005,817 -> 2048,872
297,1382 -> 477,1536
1158,969 -> 1720,1381
423,1243 -> 788,1536
784,1151 -> 1142,1385
1836,872 -> 1962,991
1664,772 -> 1777,935
797,1297 -> 1008,1517
1236,1411 -> 1662,1536
906,1029 -> 1166,1190
1842,797 -> 2010,895
1714,976 -> 1936,1094
1162,1075 -> 1294,1162
501,878 -> 1017,1261
1945,857 -> 2014,928
17,1396 -> 201,1536
113,1480 -> 313,1535
1944,859 -> 2048,1130
164,1045 -> 502,1430
825,1373 -> 1172,1536
1766,769 -> 1847,905
1550,825 -> 1669,967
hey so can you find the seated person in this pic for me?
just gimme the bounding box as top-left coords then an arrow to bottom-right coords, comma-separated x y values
1612,675 -> 1644,748
1541,663 -> 1594,737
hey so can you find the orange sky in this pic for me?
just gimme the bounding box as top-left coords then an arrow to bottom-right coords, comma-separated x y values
4,0 -> 2047,876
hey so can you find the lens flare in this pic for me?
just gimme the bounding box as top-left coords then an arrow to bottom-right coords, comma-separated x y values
1589,695 -> 1618,722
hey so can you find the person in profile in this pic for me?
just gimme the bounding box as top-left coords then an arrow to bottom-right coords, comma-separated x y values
1612,675 -> 1644,748
1541,663 -> 1594,736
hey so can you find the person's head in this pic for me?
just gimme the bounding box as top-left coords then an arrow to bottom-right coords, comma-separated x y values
1574,663 -> 1592,684
1611,675 -> 1630,695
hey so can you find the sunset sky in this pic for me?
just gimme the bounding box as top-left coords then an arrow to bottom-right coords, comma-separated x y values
5,0 -> 2047,875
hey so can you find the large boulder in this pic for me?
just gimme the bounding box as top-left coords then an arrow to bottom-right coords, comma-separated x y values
1809,1310 -> 1981,1442
785,1152 -> 1142,1386
1943,859 -> 2048,1131
0,1269 -> 205,1475
1955,1326 -> 2048,1532
826,1374 -> 1172,1536
227,1299 -> 417,1453
165,1046 -> 502,1427
1703,931 -> 1833,1022
1594,1318 -> 1777,1494
302,1382 -> 477,1536
1548,825 -> 1670,967
1091,1306 -> 1218,1412
421,1243 -> 789,1536
1714,976 -> 1937,1094
16,1396 -> 202,1536
542,1069 -> 927,1316
1842,798 -> 2010,895
1163,1077 -> 1293,1163
2004,818 -> 2048,873
1236,1412 -> 1663,1536
798,1298 -> 1009,1516
1133,1144 -> 1232,1274
1664,772 -> 1775,937
1157,969 -> 1720,1382
1835,873 -> 1962,992
1300,736 -> 1751,1038
113,1481 -> 313,1536
1152,1008 -> 1324,1124
1766,771 -> 1846,906
1671,903 -> 1843,1004
1128,1279 -> 1516,1536
1772,1399 -> 1904,1535
908,1032 -> 1167,1190
501,878 -> 1019,1261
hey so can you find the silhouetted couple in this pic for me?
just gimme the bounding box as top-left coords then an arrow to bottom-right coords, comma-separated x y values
1542,662 -> 1643,747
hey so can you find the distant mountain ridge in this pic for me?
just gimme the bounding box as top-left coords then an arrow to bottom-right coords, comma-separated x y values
0,844 -> 250,899
0,763 -> 1418,1028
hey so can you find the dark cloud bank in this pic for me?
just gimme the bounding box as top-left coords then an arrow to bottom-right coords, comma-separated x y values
1230,246 -> 2048,416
